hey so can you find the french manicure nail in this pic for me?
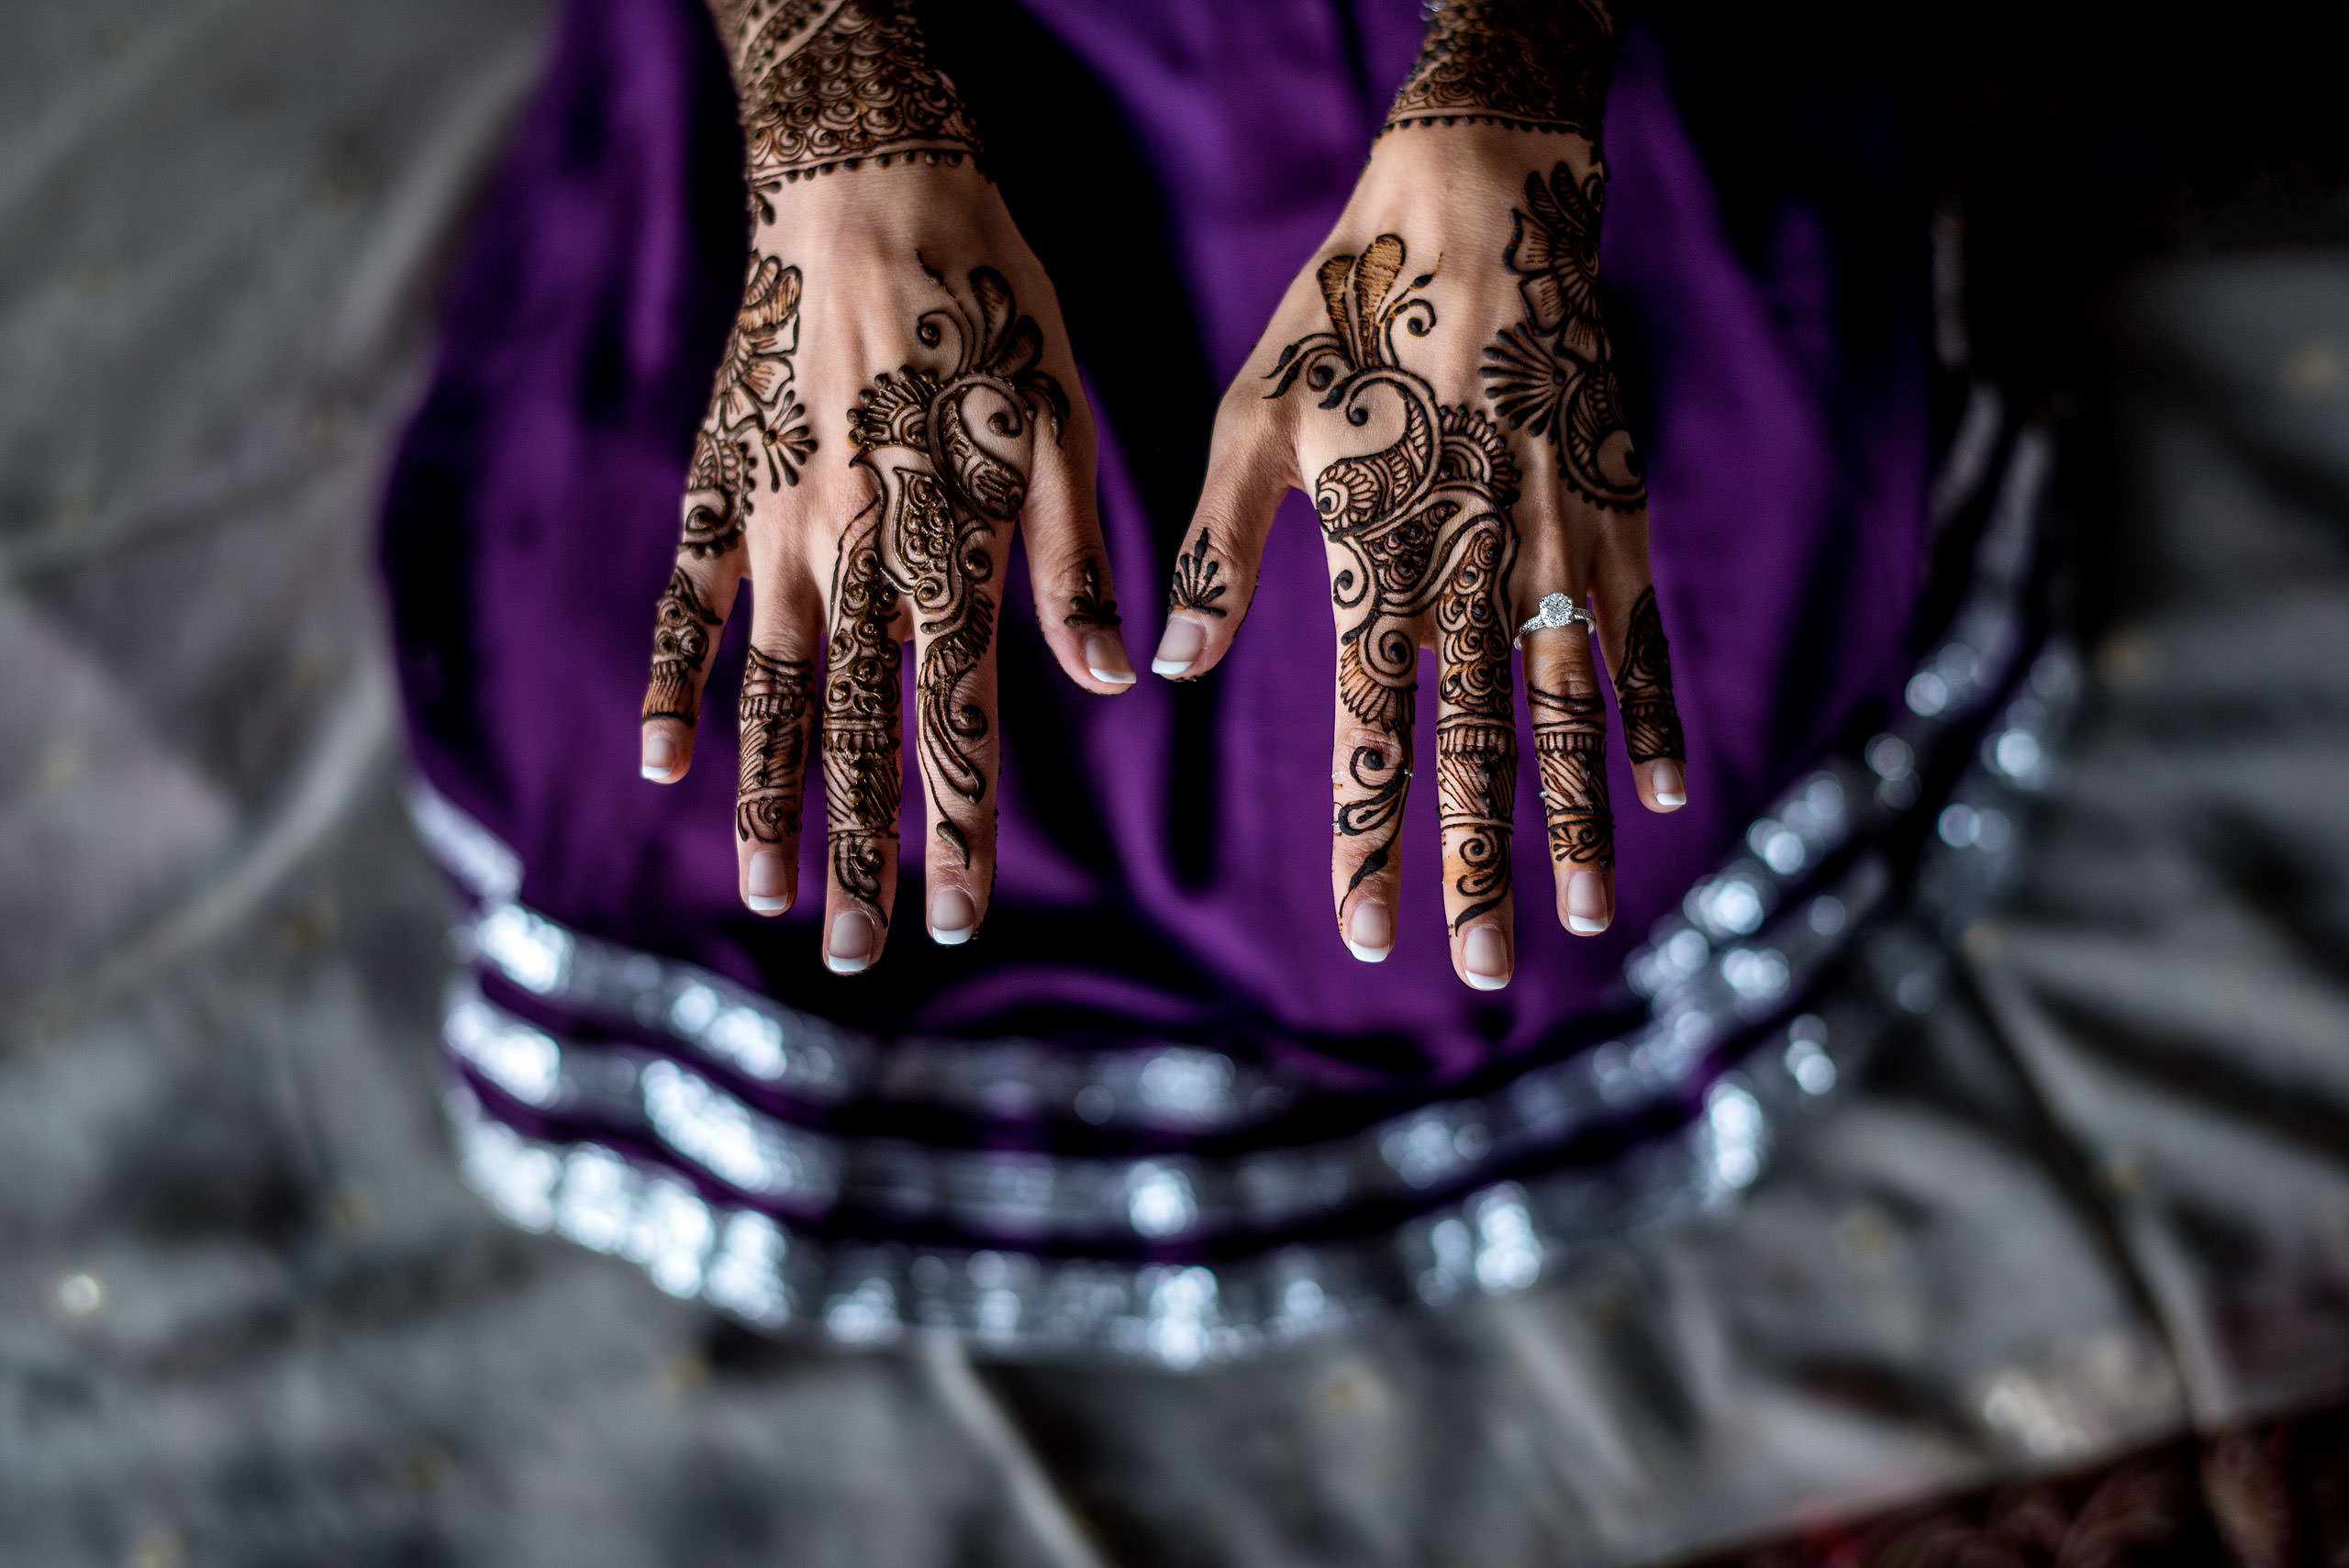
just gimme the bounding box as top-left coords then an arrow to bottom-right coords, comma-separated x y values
1084,631 -> 1136,686
930,887 -> 976,945
1344,899 -> 1393,962
746,850 -> 791,914
1151,617 -> 1206,678
640,728 -> 676,781
825,911 -> 874,974
1565,869 -> 1608,935
1653,759 -> 1687,808
1463,924 -> 1510,990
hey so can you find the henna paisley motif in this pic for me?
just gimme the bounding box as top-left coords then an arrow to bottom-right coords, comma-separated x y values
1267,236 -> 1522,929
846,264 -> 1066,868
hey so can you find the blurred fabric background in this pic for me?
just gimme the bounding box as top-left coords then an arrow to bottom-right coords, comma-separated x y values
4,0 -> 2348,1563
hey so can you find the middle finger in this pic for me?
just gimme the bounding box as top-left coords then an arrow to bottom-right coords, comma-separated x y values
1434,502 -> 1521,992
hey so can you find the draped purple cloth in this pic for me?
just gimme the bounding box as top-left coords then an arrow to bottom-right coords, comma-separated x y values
382,0 -> 1925,1090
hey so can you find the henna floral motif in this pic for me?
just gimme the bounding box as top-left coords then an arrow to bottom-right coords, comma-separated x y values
1167,529 -> 1228,618
643,567 -> 724,725
1382,0 -> 1617,138
1482,160 -> 1646,510
1529,684 -> 1612,867
846,263 -> 1066,870
730,0 -> 983,214
1614,586 -> 1684,763
1063,559 -> 1120,628
737,649 -> 817,843
682,255 -> 816,557
1267,236 -> 1522,930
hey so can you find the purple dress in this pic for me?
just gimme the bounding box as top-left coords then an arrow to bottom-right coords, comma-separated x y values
380,0 -> 2027,1362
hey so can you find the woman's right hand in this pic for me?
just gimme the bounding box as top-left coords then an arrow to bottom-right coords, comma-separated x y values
637,0 -> 1126,975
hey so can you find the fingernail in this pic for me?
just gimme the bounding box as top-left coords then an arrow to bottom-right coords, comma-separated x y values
825,911 -> 874,974
1463,925 -> 1510,990
1653,759 -> 1687,808
746,850 -> 791,914
1084,631 -> 1136,686
1151,617 -> 1207,678
1565,870 -> 1608,935
1344,900 -> 1392,962
640,728 -> 676,781
930,886 -> 976,944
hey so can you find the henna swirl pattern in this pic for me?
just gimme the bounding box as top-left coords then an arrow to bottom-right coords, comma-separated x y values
737,649 -> 817,843
1615,586 -> 1685,763
643,567 -> 724,725
1267,236 -> 1522,929
1382,0 -> 1617,138
682,256 -> 816,558
846,264 -> 1066,870
1482,160 -> 1646,511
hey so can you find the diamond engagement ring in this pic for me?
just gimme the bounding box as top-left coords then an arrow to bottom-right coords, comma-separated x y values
1514,592 -> 1596,648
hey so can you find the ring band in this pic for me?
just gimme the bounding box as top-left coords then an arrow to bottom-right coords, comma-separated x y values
1515,592 -> 1596,648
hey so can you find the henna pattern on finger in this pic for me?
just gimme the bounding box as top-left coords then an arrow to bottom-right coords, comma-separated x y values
1529,684 -> 1613,867
1482,160 -> 1647,511
1614,586 -> 1685,763
821,511 -> 904,925
725,0 -> 984,216
1063,560 -> 1120,628
1267,237 -> 1522,929
737,649 -> 817,843
1382,0 -> 1617,139
643,567 -> 724,725
683,256 -> 816,558
848,263 -> 1066,869
1167,529 -> 1228,618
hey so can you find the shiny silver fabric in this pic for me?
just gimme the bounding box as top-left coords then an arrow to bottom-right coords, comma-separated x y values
411,404 -> 2082,1362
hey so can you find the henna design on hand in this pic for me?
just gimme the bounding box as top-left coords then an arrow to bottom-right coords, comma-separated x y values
1383,0 -> 1617,139
1482,160 -> 1646,511
1167,529 -> 1228,618
1614,586 -> 1685,763
1267,237 -> 1522,929
1063,559 -> 1120,628
848,263 -> 1066,869
821,513 -> 904,924
1529,684 -> 1612,867
737,649 -> 817,843
723,0 -> 984,216
643,567 -> 724,725
683,256 -> 816,557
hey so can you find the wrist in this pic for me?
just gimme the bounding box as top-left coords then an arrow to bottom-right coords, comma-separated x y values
715,0 -> 985,220
1381,0 -> 1620,140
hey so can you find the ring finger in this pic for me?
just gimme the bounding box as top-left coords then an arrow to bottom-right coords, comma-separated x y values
1522,606 -> 1615,934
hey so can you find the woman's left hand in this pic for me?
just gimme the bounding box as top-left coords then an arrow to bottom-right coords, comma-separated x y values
1152,109 -> 1687,992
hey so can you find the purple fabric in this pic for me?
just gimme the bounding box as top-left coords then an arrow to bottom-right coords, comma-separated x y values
382,0 -> 1925,1090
